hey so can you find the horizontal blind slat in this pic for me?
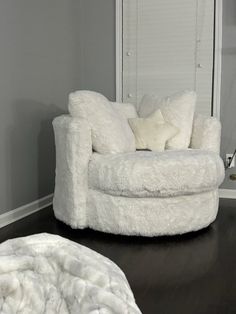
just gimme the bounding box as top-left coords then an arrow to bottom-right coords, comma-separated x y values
123,0 -> 214,116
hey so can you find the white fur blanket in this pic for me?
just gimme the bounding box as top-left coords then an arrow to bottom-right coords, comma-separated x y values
0,233 -> 141,314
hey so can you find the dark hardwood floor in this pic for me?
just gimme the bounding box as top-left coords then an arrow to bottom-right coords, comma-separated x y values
0,199 -> 236,313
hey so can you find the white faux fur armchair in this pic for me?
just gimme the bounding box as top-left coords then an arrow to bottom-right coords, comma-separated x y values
53,91 -> 225,236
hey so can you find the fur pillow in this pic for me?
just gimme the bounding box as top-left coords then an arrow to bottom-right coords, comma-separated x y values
138,90 -> 196,149
68,91 -> 136,154
110,102 -> 138,119
128,109 -> 178,152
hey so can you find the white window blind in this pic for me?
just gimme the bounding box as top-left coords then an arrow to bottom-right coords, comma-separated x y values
122,0 -> 214,116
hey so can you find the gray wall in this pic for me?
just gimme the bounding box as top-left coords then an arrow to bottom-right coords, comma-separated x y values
2,0 -> 233,217
220,0 -> 236,189
0,0 -> 115,214
78,0 -> 116,98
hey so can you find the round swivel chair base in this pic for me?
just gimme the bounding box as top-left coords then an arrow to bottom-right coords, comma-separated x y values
83,189 -> 219,236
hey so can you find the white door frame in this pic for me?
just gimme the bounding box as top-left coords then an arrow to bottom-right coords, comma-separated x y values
116,0 -> 222,119
212,0 -> 222,119
116,0 -> 123,102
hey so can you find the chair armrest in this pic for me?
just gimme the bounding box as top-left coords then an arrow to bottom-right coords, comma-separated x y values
52,115 -> 92,228
190,114 -> 221,154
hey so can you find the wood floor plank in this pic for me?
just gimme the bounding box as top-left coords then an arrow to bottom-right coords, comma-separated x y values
0,198 -> 235,313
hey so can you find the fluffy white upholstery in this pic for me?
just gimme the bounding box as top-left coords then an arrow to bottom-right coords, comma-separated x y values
86,190 -> 218,236
56,189 -> 219,236
190,114 -> 222,154
53,93 -> 224,236
89,150 -> 224,197
128,109 -> 178,151
68,90 -> 135,154
138,94 -> 163,117
0,233 -> 141,313
53,115 -> 92,228
138,90 -> 196,149
111,102 -> 138,119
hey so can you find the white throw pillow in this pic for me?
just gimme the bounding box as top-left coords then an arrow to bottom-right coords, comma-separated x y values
138,90 -> 196,149
68,91 -> 136,154
111,102 -> 138,119
128,109 -> 179,152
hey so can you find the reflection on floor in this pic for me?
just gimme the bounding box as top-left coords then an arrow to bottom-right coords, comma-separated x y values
0,198 -> 235,314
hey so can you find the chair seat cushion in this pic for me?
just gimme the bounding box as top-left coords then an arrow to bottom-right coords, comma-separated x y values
88,150 -> 225,197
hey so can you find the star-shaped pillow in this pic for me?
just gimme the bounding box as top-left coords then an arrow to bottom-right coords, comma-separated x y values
128,109 -> 179,152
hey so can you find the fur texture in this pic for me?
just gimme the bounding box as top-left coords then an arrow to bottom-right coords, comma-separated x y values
111,102 -> 138,119
53,107 -> 224,236
88,150 -> 224,198
190,114 -> 222,154
68,90 -> 135,154
128,109 -> 179,151
138,90 -> 196,149
0,233 -> 141,313
56,189 -> 219,236
53,115 -> 92,229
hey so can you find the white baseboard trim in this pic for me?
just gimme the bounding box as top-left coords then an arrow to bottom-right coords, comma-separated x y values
0,194 -> 53,229
219,189 -> 236,199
